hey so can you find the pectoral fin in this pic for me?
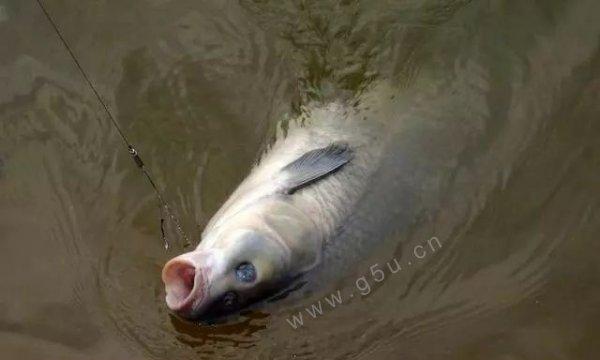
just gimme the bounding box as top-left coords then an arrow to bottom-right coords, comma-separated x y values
280,143 -> 353,194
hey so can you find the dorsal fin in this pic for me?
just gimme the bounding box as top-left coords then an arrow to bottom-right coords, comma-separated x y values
280,143 -> 353,194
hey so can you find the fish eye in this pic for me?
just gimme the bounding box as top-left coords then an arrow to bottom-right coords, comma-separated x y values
235,262 -> 256,283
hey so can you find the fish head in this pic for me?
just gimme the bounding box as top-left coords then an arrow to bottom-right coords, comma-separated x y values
162,226 -> 291,320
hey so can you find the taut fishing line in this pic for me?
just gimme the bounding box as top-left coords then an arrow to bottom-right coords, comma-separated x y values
35,0 -> 191,250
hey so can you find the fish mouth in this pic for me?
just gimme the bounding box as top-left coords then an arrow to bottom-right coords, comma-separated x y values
162,258 -> 208,316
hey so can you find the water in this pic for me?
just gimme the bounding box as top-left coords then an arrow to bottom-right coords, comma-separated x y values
1,0 -> 599,359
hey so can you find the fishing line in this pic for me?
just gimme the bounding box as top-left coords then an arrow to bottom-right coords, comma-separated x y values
35,0 -> 191,249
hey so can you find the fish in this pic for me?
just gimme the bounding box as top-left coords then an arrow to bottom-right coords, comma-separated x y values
161,103 -> 383,320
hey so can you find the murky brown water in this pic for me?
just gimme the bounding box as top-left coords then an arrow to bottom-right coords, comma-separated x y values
1,0 -> 600,359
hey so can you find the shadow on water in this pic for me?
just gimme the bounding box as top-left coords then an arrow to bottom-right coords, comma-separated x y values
168,311 -> 269,348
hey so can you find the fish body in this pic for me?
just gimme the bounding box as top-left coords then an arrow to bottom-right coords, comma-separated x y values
162,103 -> 383,319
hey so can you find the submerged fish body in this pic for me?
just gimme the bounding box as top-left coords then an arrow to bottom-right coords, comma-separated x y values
162,103 -> 384,319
